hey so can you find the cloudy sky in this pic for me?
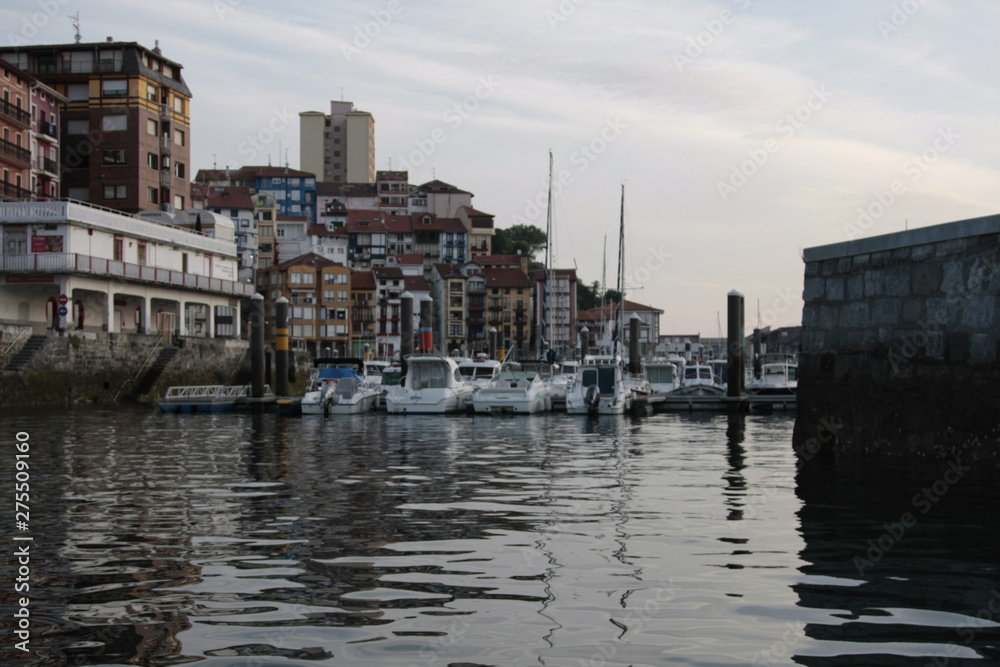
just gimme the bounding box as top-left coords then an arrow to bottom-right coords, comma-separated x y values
5,0 -> 999,333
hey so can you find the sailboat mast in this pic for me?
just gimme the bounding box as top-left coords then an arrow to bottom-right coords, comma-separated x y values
614,184 -> 625,357
543,150 -> 554,359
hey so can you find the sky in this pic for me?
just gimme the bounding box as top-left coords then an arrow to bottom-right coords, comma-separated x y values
4,0 -> 999,334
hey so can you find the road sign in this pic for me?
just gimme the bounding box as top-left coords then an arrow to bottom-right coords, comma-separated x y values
58,305 -> 68,317
58,294 -> 69,306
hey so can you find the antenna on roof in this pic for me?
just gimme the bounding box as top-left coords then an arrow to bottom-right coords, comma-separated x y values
70,12 -> 81,43
212,154 -> 217,169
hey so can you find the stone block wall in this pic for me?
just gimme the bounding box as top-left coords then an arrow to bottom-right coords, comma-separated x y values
794,214 -> 1000,464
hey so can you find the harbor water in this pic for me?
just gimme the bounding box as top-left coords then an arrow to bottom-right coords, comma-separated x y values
2,406 -> 999,666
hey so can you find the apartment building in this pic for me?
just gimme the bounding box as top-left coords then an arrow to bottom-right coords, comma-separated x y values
0,200 -> 249,338
299,100 -> 375,184
0,40 -> 193,213
257,252 -> 351,356
0,59 -> 34,201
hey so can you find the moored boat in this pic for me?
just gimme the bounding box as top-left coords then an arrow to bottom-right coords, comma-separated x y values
301,358 -> 378,415
384,355 -> 476,414
472,369 -> 551,414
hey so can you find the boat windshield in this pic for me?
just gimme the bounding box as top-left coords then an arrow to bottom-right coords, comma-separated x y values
647,365 -> 676,383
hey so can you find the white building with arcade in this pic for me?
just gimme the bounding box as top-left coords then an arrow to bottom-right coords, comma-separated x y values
0,200 -> 252,340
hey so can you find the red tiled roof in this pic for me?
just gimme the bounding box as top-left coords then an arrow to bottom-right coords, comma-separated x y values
403,276 -> 430,291
480,254 -> 524,266
316,181 -> 378,197
483,268 -> 533,289
269,252 -> 337,272
433,263 -> 464,279
232,165 -> 315,180
458,205 -> 493,218
352,271 -> 376,290
393,253 -> 424,265
577,300 -> 664,320
194,185 -> 254,210
372,267 -> 405,280
417,179 -> 471,195
351,271 -> 376,289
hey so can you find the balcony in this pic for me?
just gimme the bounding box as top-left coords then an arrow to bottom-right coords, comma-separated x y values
160,104 -> 172,120
39,157 -> 59,176
0,181 -> 34,200
0,99 -> 31,128
160,169 -> 171,187
0,138 -> 31,168
40,122 -> 58,139
160,136 -> 172,155
1,253 -> 254,297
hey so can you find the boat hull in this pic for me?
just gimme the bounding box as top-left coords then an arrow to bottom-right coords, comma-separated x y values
384,387 -> 475,414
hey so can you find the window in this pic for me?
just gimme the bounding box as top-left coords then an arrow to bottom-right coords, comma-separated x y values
66,83 -> 88,101
174,195 -> 184,210
147,187 -> 159,204
146,84 -> 157,102
102,149 -> 126,166
146,153 -> 159,169
334,151 -> 341,157
67,119 -> 88,134
173,129 -> 185,146
174,162 -> 185,178
101,114 -> 127,131
113,236 -> 124,261
102,79 -> 127,97
173,96 -> 184,114
147,118 -> 157,136
333,138 -> 341,144
290,271 -> 313,285
104,185 -> 127,200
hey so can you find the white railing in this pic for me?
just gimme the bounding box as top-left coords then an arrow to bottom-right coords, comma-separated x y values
0,253 -> 254,297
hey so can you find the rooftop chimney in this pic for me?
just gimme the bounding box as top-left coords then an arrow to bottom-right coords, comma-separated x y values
106,36 -> 113,42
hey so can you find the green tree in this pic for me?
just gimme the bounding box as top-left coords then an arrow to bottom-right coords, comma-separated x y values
493,224 -> 547,263
577,280 -> 602,311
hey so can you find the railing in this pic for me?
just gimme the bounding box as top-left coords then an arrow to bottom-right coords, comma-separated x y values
0,325 -> 33,366
113,335 -> 163,401
1,253 -> 254,297
40,157 -> 59,175
0,99 -> 31,126
0,182 -> 34,200
0,138 -> 31,165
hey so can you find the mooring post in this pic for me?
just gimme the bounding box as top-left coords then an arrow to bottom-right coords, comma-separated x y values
727,290 -> 745,398
250,293 -> 265,399
275,296 -> 289,397
629,312 -> 642,375
400,292 -> 414,376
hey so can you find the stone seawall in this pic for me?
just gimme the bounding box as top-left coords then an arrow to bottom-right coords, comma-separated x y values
794,214 -> 1000,464
0,331 -> 313,407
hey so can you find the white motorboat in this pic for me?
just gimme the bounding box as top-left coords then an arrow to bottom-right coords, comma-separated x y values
472,369 -> 552,414
645,359 -> 680,395
384,355 -> 476,414
301,358 -> 378,415
565,356 -> 631,415
457,354 -> 503,390
747,358 -> 797,411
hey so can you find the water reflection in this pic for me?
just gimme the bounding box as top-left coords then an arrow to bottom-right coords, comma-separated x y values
5,407 -> 997,666
794,451 -> 1000,665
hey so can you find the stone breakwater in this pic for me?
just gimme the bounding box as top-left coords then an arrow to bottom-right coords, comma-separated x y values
0,330 -> 312,407
794,214 -> 1000,467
